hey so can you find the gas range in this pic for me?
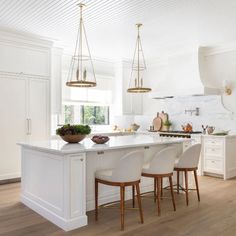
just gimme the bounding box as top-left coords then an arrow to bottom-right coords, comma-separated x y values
158,131 -> 202,138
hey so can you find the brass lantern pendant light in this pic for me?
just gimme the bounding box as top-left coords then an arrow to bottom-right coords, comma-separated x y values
127,23 -> 151,93
66,3 -> 96,87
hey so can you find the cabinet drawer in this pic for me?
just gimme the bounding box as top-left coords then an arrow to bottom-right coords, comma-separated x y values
204,159 -> 223,173
204,138 -> 223,147
204,146 -> 223,157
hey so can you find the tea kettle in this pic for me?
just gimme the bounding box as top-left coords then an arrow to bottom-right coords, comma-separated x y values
181,123 -> 193,132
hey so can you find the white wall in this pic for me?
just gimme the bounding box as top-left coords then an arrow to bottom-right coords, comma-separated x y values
135,47 -> 236,133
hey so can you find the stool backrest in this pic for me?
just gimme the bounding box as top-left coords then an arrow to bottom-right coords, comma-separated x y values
112,151 -> 144,182
148,147 -> 177,174
176,144 -> 202,168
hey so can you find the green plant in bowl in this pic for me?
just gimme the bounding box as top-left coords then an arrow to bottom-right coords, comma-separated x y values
56,124 -> 91,143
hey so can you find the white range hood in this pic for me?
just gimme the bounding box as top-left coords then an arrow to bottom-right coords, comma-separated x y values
150,47 -> 220,99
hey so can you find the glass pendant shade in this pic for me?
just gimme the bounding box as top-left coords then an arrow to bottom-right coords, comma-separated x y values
127,23 -> 151,93
66,3 -> 96,88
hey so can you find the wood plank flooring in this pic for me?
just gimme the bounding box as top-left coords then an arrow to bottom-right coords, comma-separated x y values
0,176 -> 236,236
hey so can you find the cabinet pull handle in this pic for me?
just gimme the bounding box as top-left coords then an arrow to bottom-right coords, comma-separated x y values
26,119 -> 30,135
80,158 -> 84,162
97,151 -> 104,155
144,146 -> 149,149
28,118 -> 32,135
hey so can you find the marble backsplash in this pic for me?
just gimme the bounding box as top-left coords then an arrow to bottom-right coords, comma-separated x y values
114,95 -> 236,134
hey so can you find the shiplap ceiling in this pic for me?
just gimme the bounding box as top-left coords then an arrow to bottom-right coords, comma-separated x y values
1,0 -> 236,59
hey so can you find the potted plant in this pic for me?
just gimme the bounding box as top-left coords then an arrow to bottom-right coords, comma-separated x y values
163,120 -> 172,131
56,124 -> 91,143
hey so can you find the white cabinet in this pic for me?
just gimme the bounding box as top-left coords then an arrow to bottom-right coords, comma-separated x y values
202,135 -> 236,180
0,74 -> 50,180
0,42 -> 51,77
0,76 -> 27,180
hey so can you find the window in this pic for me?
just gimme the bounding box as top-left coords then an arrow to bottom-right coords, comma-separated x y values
60,104 -> 110,125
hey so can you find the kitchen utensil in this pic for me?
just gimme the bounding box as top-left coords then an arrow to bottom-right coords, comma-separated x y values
207,126 -> 215,135
153,113 -> 162,131
181,123 -> 193,132
202,125 -> 208,134
130,123 -> 140,131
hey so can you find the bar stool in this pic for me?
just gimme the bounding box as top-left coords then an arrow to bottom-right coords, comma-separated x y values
174,143 -> 202,206
95,151 -> 144,230
142,147 -> 177,216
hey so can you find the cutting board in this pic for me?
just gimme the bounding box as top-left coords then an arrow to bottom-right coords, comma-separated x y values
159,111 -> 169,131
152,113 -> 162,131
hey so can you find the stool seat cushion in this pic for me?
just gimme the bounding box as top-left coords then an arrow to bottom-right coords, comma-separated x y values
95,169 -> 114,182
174,144 -> 201,168
142,147 -> 177,175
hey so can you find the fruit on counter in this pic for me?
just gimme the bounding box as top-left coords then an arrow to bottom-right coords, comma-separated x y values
91,135 -> 110,144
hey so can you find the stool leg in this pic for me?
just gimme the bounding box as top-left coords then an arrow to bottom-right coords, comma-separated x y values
135,183 -> 144,224
154,178 -> 157,202
120,185 -> 125,230
184,170 -> 189,206
161,177 -> 163,199
95,179 -> 98,221
177,171 -> 180,194
194,170 -> 200,202
156,177 -> 161,216
132,185 -> 135,208
169,176 -> 176,211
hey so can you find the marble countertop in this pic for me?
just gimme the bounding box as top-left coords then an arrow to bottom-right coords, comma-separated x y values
18,134 -> 190,155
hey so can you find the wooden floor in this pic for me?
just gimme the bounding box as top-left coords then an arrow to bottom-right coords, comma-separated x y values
0,176 -> 236,236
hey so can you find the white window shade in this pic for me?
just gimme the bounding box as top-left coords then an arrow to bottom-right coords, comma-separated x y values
62,72 -> 113,104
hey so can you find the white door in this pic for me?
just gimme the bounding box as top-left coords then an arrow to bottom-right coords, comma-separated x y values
28,78 -> 50,141
0,76 -> 27,180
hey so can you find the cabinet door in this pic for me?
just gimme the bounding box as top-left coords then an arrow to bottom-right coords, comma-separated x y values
28,79 -> 50,141
0,43 -> 50,77
0,76 -> 27,180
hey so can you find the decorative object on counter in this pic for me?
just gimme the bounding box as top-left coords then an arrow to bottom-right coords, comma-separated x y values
185,107 -> 200,116
152,112 -> 162,131
211,130 -> 229,136
130,123 -> 140,131
91,135 -> 109,144
66,3 -> 96,88
159,111 -> 169,131
201,125 -> 208,134
222,80 -> 232,95
127,23 -> 151,93
181,123 -> 193,133
162,120 -> 172,131
56,124 -> 91,143
207,126 -> 215,135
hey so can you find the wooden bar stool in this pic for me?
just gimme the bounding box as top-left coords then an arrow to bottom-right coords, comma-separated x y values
174,144 -> 202,206
95,151 -> 144,230
142,147 -> 177,216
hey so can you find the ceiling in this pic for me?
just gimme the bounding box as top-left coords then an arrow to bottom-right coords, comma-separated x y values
1,0 -> 236,59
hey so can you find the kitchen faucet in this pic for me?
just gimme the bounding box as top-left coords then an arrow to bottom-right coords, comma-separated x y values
184,107 -> 200,116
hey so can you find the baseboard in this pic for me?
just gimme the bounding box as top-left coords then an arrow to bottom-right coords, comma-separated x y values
21,194 -> 88,231
0,172 -> 21,181
0,177 -> 21,185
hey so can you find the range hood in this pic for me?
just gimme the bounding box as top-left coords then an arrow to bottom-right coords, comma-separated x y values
150,47 -> 220,99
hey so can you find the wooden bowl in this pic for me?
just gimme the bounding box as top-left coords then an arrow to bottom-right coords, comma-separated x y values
60,134 -> 86,143
91,136 -> 109,144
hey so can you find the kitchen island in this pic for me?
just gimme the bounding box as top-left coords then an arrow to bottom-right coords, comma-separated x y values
18,134 -> 190,231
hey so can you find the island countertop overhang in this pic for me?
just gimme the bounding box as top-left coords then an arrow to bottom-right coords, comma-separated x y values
18,134 -> 191,155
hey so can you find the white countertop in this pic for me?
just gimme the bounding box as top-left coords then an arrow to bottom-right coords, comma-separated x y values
18,134 -> 190,155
